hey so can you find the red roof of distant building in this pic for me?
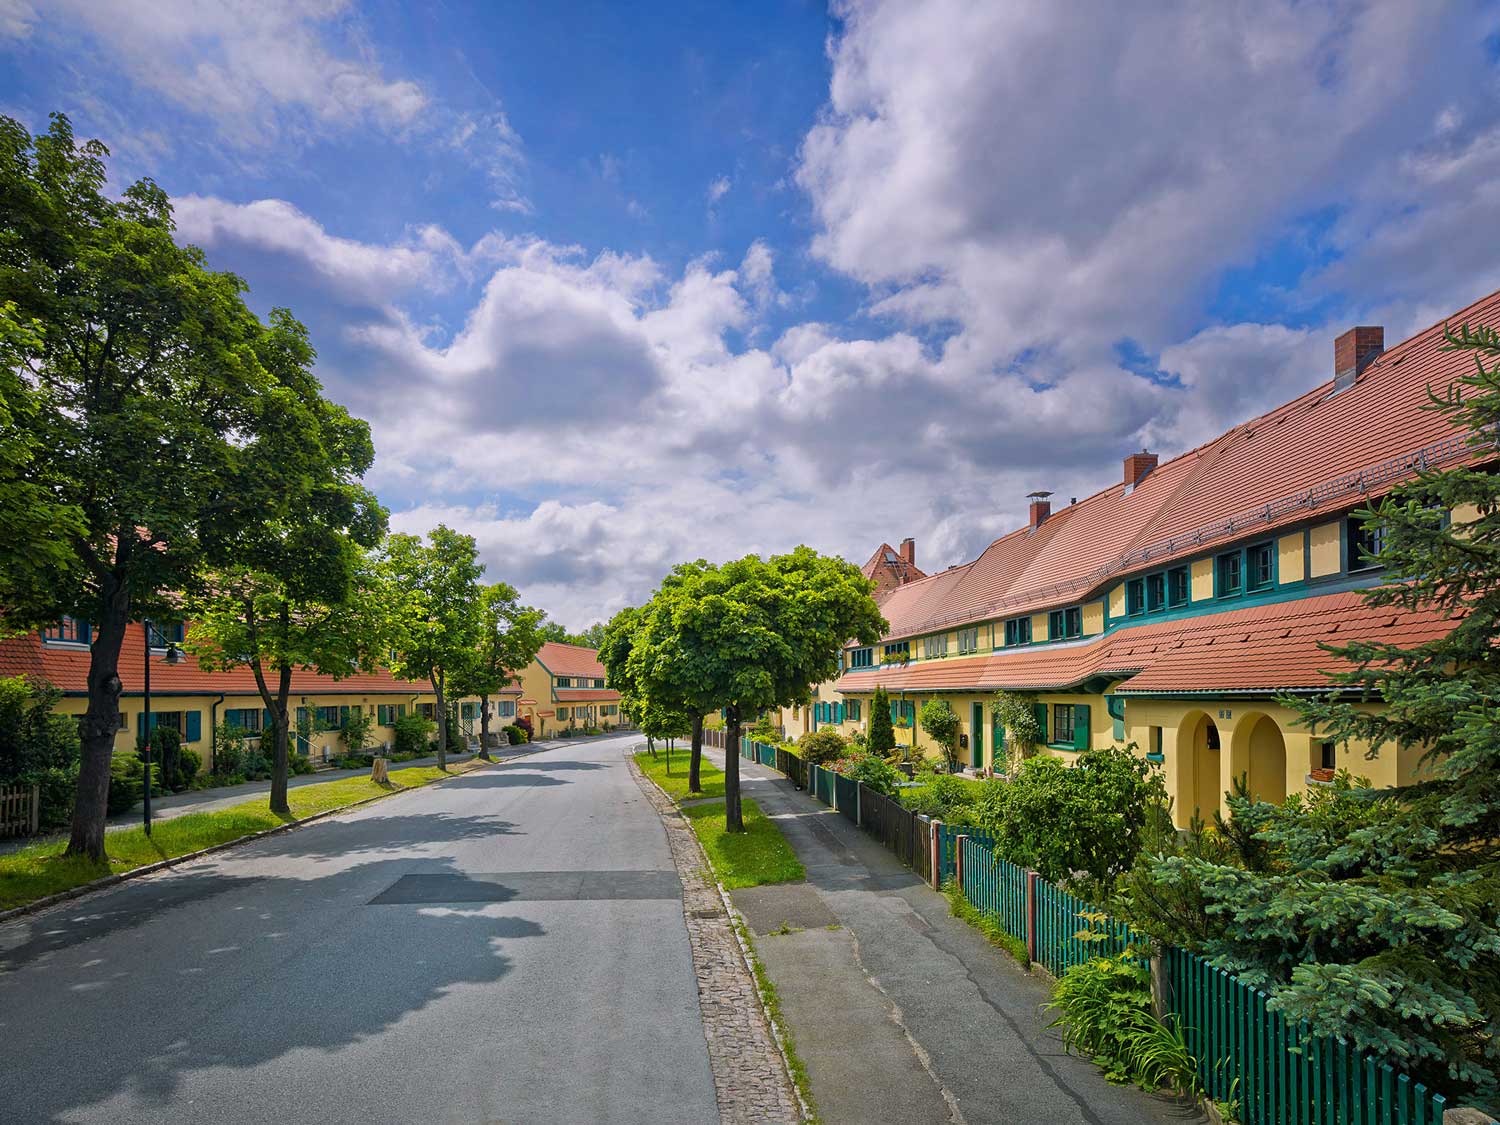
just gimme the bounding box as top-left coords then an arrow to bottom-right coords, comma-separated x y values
0,627 -> 431,697
535,641 -> 609,680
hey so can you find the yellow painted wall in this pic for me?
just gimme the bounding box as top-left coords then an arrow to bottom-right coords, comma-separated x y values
1190,558 -> 1214,600
1309,520 -> 1341,577
1108,583 -> 1126,619
1277,531 -> 1304,584
1031,613 -> 1050,642
1081,600 -> 1104,636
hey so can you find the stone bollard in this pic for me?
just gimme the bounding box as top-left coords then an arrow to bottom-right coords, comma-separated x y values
371,757 -> 389,784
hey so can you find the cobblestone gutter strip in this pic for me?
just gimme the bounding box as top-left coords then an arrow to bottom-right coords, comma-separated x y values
627,754 -> 802,1124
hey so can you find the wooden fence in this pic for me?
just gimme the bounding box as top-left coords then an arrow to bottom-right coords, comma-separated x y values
0,782 -> 40,837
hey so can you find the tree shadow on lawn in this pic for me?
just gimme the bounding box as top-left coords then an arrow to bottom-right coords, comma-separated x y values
0,853 -> 545,1122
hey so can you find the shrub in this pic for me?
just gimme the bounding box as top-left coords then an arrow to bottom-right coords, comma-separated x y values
837,751 -> 901,796
290,755 -> 314,776
1045,951 -> 1197,1093
340,709 -> 375,755
503,723 -> 527,745
213,723 -> 248,779
992,690 -> 1041,771
584,726 -> 602,736
139,725 -> 186,791
176,746 -> 202,788
798,728 -> 847,765
242,750 -> 270,780
107,751 -> 144,815
903,773 -> 981,821
0,675 -> 82,829
514,714 -> 534,741
748,714 -> 781,743
392,713 -> 434,757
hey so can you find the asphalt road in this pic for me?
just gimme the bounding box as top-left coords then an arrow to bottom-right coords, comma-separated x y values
0,733 -> 718,1125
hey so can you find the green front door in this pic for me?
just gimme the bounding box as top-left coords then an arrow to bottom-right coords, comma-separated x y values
970,703 -> 984,768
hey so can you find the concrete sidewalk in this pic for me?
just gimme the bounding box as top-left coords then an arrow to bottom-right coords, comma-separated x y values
705,747 -> 1206,1125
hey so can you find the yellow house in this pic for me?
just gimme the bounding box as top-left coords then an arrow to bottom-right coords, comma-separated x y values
784,296 -> 1500,826
1,618 -> 493,770
514,641 -> 623,740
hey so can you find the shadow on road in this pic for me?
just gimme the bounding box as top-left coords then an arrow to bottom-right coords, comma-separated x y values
0,852 -> 545,1123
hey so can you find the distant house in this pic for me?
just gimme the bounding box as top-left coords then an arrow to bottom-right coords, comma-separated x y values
515,641 -> 623,738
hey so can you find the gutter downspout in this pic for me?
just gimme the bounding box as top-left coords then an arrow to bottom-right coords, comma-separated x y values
210,693 -> 225,773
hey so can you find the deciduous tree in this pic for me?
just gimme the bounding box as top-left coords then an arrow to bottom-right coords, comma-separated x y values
381,526 -> 484,770
452,582 -> 543,760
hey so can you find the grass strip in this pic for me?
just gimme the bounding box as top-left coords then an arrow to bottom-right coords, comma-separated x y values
733,917 -> 820,1123
0,761 -> 485,911
633,748 -> 725,802
943,878 -> 1032,970
681,798 -> 805,889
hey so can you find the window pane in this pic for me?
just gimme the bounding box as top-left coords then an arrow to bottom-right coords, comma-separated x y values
1168,567 -> 1189,607
1217,552 -> 1242,595
1248,543 -> 1274,590
1146,573 -> 1165,612
1127,579 -> 1144,615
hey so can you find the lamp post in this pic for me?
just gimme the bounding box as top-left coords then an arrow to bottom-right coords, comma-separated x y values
141,620 -> 185,836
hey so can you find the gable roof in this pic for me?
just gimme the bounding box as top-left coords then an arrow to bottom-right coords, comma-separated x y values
869,286 -> 1500,643
861,541 -> 927,599
534,641 -> 608,680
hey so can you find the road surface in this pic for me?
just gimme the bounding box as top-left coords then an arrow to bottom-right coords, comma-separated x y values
0,733 -> 717,1125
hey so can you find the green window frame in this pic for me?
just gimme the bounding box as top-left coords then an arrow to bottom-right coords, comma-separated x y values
1126,578 -> 1145,616
1003,617 -> 1032,646
1048,607 -> 1082,639
1215,550 -> 1243,598
224,708 -> 263,732
556,676 -> 572,688
1033,702 -> 1048,743
848,699 -> 862,721
1167,565 -> 1190,608
1246,541 -> 1275,591
1052,703 -> 1074,745
1106,695 -> 1125,741
1145,572 -> 1166,613
558,707 -> 570,719
1347,514 -> 1386,572
883,640 -> 910,661
849,647 -> 874,669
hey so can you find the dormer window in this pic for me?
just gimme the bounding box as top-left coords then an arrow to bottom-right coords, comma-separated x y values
849,646 -> 874,669
556,676 -> 573,688
42,617 -> 91,646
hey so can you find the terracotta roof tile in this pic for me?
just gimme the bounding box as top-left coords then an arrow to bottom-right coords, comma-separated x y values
868,287 -> 1500,642
535,641 -> 609,680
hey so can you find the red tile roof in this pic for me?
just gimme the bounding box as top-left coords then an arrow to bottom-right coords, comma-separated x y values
535,641 -> 609,680
0,627 -> 431,697
869,288 -> 1500,642
861,542 -> 927,598
834,590 -> 1456,696
554,688 -> 622,702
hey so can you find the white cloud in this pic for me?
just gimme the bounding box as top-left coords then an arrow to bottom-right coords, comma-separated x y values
0,0 -> 35,39
707,175 -> 731,204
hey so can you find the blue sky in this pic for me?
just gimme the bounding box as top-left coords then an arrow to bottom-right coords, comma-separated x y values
5,1 -> 1500,627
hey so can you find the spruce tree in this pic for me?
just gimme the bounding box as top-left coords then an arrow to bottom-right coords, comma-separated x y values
1120,325 -> 1500,1108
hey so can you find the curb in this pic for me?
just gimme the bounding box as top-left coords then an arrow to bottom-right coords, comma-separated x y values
0,746 -> 550,925
631,759 -> 809,1122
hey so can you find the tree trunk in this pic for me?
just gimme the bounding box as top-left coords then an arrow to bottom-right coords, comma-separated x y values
689,712 -> 704,793
432,672 -> 448,770
269,666 -> 293,816
478,694 -> 492,760
66,577 -> 131,862
724,704 -> 743,833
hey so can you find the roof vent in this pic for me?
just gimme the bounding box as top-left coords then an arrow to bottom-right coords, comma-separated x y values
1027,490 -> 1052,531
1333,326 -> 1383,394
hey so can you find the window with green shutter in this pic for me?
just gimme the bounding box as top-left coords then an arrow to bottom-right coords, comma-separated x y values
1106,695 -> 1125,740
185,711 -> 202,743
1033,702 -> 1048,743
1126,578 -> 1145,615
1052,704 -> 1074,745
1167,566 -> 1190,607
1216,550 -> 1242,597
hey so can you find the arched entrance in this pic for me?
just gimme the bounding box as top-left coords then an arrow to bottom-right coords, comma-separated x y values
1176,711 -> 1223,822
1236,713 -> 1287,805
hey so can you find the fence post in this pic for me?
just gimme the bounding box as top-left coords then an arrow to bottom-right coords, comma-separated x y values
1149,940 -> 1168,1021
29,783 -> 39,836
956,833 -> 967,890
1025,870 -> 1040,964
855,782 -> 862,828
930,819 -> 942,890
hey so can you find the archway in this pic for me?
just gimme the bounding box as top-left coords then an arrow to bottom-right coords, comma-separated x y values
1175,710 -> 1223,822
1238,713 -> 1287,805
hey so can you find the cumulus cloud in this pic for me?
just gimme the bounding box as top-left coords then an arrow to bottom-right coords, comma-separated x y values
707,175 -> 731,204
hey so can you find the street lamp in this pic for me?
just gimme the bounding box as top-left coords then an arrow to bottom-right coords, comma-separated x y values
141,620 -> 185,836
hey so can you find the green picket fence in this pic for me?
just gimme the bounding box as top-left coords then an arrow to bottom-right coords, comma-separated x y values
757,742 -> 776,767
939,823 -> 997,883
1167,946 -> 1447,1125
959,835 -> 1028,941
1034,876 -> 1141,977
812,763 -> 834,806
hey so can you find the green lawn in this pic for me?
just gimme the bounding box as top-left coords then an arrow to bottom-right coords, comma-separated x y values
0,761 -> 484,911
683,798 -> 805,889
634,749 -> 726,802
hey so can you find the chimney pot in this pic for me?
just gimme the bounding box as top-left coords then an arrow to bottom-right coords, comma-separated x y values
1334,326 -> 1383,391
899,537 -> 915,567
1124,450 -> 1159,491
1027,490 -> 1052,530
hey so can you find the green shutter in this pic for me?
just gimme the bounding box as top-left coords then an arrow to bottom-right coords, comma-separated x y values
185,711 -> 201,743
1034,702 -> 1048,743
262,708 -> 272,729
1073,704 -> 1090,751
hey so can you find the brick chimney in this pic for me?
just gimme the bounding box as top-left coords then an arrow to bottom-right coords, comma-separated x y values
1027,491 -> 1052,531
1124,450 -> 1159,491
899,537 -> 915,567
1333,326 -> 1383,392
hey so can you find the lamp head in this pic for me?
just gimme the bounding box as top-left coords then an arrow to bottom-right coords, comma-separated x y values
163,644 -> 185,665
